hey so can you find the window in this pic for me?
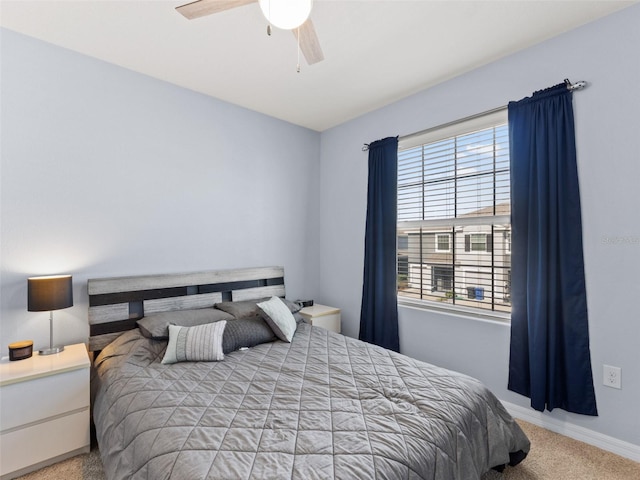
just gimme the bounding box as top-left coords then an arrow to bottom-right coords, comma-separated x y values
435,233 -> 451,253
397,110 -> 511,315
398,235 -> 409,251
465,233 -> 491,252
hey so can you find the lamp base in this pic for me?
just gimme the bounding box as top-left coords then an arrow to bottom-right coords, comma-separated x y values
39,345 -> 65,355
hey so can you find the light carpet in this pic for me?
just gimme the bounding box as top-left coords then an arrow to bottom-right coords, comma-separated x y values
16,420 -> 640,479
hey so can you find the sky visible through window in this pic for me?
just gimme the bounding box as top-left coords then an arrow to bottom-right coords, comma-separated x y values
398,125 -> 509,221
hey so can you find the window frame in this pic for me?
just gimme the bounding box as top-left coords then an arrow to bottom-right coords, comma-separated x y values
466,232 -> 490,253
435,233 -> 452,253
396,109 -> 511,322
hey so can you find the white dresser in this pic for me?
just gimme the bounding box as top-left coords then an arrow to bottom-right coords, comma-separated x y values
0,343 -> 90,479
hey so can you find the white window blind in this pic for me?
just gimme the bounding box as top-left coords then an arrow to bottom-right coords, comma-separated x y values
397,110 -> 511,315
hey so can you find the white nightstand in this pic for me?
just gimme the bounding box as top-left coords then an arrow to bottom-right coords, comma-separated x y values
299,304 -> 341,333
0,343 -> 90,479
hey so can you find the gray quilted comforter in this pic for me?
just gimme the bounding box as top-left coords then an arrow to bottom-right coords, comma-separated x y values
92,323 -> 529,480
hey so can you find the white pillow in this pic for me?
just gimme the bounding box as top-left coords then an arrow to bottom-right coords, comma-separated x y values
257,296 -> 297,342
161,320 -> 227,364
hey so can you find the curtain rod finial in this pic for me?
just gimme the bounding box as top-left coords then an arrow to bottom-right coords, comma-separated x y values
565,79 -> 587,91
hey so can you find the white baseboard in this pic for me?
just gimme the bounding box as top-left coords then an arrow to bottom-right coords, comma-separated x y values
501,400 -> 640,463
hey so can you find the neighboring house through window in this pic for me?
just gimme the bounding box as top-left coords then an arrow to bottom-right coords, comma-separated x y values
397,109 -> 511,315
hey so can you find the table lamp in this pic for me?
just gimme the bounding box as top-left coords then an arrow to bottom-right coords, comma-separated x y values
27,275 -> 73,355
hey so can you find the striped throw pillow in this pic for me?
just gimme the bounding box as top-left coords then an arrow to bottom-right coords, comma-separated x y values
161,320 -> 227,364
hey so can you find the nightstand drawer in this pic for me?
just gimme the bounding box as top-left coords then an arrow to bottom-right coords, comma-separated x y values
0,368 -> 89,431
0,408 -> 90,476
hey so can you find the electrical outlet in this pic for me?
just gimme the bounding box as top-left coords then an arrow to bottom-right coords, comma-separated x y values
603,365 -> 621,389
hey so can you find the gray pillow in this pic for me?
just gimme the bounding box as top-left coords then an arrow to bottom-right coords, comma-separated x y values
137,308 -> 234,339
214,297 -> 301,319
222,317 -> 277,353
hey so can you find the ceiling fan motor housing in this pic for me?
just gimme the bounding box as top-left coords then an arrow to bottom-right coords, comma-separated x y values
258,0 -> 313,30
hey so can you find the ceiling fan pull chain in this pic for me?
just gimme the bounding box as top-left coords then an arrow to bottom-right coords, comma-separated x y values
266,0 -> 272,36
296,27 -> 301,73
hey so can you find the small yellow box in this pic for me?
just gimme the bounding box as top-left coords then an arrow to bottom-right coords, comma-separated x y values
8,340 -> 34,361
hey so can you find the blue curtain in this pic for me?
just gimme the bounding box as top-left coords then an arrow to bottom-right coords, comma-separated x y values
508,83 -> 597,416
359,136 -> 400,352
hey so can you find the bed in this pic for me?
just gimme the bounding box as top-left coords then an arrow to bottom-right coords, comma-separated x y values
89,266 -> 529,480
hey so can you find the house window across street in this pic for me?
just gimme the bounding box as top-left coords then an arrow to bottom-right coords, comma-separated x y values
435,234 -> 451,253
466,233 -> 491,253
397,109 -> 511,316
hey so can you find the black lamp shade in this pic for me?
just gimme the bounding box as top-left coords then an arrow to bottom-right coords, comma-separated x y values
27,275 -> 73,312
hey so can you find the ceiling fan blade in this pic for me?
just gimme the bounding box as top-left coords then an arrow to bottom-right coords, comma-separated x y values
294,19 -> 324,65
176,0 -> 257,20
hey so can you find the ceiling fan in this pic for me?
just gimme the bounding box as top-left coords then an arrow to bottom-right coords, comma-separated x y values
176,0 -> 324,66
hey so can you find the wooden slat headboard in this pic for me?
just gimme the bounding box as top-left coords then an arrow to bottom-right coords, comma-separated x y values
87,266 -> 285,351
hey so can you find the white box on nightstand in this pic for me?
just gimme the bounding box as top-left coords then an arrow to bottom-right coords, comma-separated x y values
0,343 -> 90,479
299,304 -> 341,333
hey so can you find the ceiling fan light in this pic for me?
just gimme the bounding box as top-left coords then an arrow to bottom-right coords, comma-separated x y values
259,0 -> 313,30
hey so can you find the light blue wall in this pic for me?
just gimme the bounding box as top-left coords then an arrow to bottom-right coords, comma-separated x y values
0,29 -> 321,350
318,5 -> 640,446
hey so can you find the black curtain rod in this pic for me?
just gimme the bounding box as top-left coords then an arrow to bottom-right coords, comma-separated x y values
362,79 -> 587,151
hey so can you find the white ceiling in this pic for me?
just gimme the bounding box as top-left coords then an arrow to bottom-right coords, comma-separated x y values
1,1 -> 636,131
